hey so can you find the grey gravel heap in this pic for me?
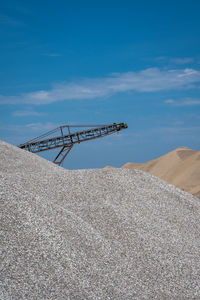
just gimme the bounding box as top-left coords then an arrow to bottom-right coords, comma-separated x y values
1,140 -> 200,299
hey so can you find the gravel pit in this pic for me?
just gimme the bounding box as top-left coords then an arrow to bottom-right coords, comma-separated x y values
1,140 -> 200,299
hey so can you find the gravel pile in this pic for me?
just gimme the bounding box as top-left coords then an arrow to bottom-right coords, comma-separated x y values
1,140 -> 200,299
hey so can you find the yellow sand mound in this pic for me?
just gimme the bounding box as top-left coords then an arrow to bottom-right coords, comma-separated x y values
122,147 -> 200,198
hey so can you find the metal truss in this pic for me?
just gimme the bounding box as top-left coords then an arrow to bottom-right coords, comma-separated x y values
18,123 -> 128,166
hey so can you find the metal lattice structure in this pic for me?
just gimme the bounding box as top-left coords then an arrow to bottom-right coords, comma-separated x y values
18,123 -> 128,166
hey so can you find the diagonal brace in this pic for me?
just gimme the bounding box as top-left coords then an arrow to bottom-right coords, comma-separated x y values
53,145 -> 73,166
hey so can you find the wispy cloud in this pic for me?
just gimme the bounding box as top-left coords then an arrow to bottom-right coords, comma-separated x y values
12,109 -> 46,117
1,68 -> 200,105
0,14 -> 23,26
24,122 -> 57,131
0,122 -> 58,133
170,57 -> 194,65
155,56 -> 195,65
165,98 -> 200,106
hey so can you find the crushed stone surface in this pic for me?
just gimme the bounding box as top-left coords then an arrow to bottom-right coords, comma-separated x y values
1,140 -> 200,299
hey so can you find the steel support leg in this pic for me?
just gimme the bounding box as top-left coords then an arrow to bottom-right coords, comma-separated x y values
53,145 -> 73,166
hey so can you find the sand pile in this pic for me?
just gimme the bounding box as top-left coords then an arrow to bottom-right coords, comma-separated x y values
1,140 -> 200,299
122,147 -> 200,198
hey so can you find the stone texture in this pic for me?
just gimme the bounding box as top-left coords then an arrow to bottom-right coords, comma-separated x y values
1,140 -> 200,299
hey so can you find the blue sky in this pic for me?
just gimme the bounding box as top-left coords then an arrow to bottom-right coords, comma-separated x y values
0,0 -> 200,169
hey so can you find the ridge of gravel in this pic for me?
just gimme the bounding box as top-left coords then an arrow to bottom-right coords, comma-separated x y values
1,140 -> 200,299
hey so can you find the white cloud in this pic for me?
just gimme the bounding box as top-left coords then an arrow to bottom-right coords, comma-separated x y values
25,122 -> 57,131
177,68 -> 197,77
155,56 -> 194,65
1,68 -> 200,105
165,98 -> 200,106
0,122 -> 58,133
170,57 -> 194,65
13,109 -> 46,117
164,99 -> 175,104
